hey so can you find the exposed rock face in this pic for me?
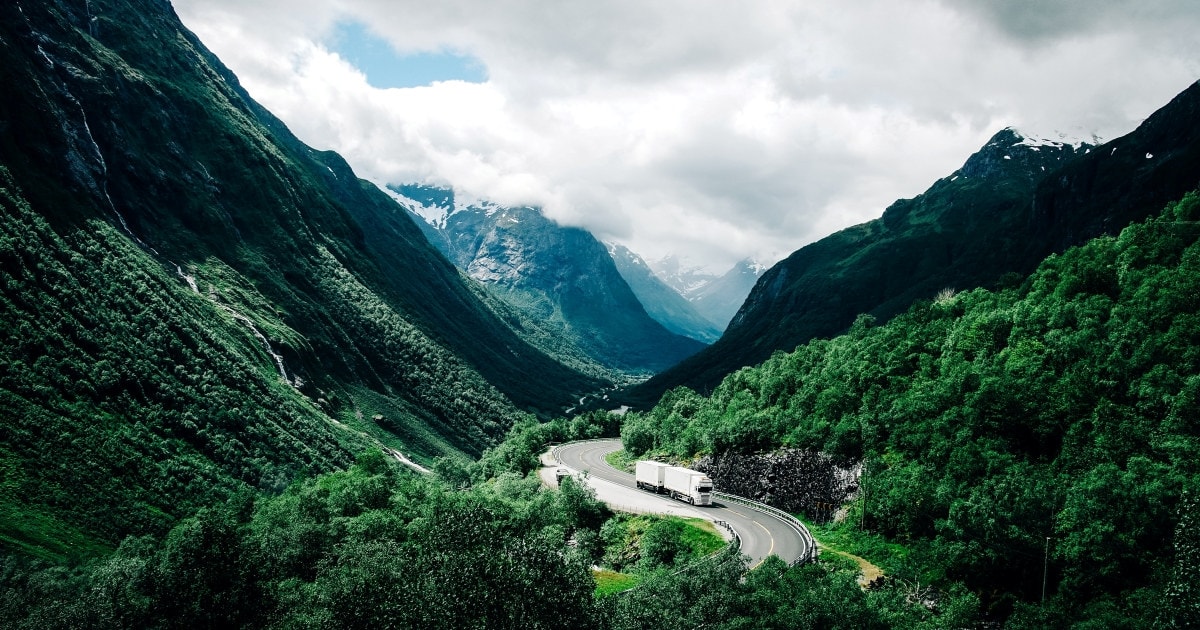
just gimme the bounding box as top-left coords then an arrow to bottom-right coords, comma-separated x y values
392,184 -> 707,374
694,449 -> 859,522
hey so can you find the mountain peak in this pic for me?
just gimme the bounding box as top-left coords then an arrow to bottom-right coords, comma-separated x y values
1008,126 -> 1103,150
958,125 -> 1094,181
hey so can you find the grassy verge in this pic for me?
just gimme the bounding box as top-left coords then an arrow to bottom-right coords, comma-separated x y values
800,516 -> 905,580
593,569 -> 639,596
677,517 -> 727,557
604,448 -> 637,473
594,514 -> 728,595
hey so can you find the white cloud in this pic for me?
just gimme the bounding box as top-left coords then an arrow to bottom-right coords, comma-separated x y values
172,0 -> 1200,272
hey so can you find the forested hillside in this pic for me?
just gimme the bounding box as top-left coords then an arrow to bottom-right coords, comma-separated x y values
622,192 -> 1200,625
0,0 -> 600,557
0,418 -> 985,630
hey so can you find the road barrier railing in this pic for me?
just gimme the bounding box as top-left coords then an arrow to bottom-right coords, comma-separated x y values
714,491 -> 817,566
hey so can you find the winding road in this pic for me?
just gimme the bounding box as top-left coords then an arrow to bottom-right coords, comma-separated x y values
551,439 -> 814,568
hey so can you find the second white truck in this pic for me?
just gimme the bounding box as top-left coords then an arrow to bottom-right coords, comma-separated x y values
635,461 -> 714,506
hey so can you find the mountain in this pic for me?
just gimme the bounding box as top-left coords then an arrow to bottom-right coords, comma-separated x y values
606,243 -> 723,343
623,190 -> 1200,625
0,0 -> 602,554
627,81 -> 1200,405
647,255 -> 765,329
648,254 -> 719,298
389,184 -> 707,374
689,259 -> 766,328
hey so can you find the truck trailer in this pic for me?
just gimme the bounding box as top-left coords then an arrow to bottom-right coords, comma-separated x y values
635,460 -> 670,492
634,461 -> 713,506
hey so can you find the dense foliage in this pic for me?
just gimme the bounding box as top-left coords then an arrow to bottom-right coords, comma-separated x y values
0,452 -> 603,629
623,192 -> 1200,624
1,421 -> 971,630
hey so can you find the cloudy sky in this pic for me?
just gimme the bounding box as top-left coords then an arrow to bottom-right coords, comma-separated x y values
173,0 -> 1200,273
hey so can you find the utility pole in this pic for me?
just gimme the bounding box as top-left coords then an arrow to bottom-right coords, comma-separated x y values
859,462 -> 867,531
1042,536 -> 1050,605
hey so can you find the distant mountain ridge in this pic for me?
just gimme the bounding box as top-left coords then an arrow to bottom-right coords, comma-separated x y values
389,184 -> 707,374
627,81 -> 1200,405
647,255 -> 766,329
606,243 -> 723,343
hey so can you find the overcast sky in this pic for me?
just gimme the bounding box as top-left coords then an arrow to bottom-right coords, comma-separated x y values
173,0 -> 1200,273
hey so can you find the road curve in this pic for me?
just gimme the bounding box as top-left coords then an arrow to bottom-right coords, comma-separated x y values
552,439 -> 813,568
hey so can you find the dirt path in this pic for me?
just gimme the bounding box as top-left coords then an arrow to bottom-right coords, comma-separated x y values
817,542 -> 884,588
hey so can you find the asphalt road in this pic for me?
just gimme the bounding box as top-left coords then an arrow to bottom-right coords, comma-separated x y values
552,439 -> 811,568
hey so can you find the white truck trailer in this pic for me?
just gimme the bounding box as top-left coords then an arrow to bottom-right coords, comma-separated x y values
635,461 -> 714,506
635,460 -> 671,492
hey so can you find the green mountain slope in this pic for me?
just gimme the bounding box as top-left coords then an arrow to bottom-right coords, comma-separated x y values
0,0 -> 599,554
629,82 -> 1200,406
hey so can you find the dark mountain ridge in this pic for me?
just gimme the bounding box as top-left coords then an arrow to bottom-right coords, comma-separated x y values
628,81 -> 1200,405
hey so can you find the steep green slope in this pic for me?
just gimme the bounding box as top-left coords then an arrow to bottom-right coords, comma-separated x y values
623,192 -> 1200,624
630,81 -> 1200,406
0,0 -> 598,554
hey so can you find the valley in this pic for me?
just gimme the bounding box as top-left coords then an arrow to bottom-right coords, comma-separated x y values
0,0 -> 1198,628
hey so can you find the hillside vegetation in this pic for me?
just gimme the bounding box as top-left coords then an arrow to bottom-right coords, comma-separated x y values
2,417 -> 980,630
0,0 -> 599,556
622,192 -> 1200,625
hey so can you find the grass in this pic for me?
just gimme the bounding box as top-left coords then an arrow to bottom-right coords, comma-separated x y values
593,514 -> 728,596
593,568 -> 640,596
604,448 -> 637,473
0,501 -> 111,563
800,513 -> 904,581
677,517 -> 726,557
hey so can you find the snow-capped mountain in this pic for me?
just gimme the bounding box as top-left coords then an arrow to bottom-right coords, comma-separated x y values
689,259 -> 767,329
606,244 -> 723,343
647,255 -> 718,299
388,184 -> 706,374
645,255 -> 765,329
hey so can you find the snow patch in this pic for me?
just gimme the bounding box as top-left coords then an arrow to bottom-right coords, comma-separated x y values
1010,126 -> 1102,150
373,181 -> 451,228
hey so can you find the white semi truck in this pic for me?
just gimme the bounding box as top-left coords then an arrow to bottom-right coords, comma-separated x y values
635,461 -> 714,506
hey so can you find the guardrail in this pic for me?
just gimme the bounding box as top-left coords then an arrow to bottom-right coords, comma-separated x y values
712,519 -> 741,553
714,491 -> 817,566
